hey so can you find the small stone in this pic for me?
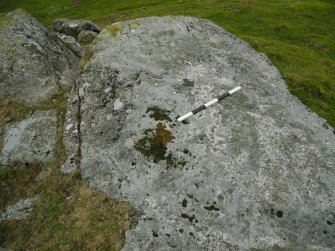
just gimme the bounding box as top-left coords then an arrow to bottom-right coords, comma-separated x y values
66,124 -> 73,131
106,114 -> 112,121
114,98 -> 124,110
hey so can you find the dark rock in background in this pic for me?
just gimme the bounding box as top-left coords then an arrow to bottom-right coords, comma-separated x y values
52,18 -> 100,39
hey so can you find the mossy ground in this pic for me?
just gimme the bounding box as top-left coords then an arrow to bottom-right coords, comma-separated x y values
1,0 -> 334,128
0,94 -> 133,250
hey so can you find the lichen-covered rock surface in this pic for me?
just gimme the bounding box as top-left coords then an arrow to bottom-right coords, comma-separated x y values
63,16 -> 335,250
0,9 -> 78,105
0,110 -> 57,166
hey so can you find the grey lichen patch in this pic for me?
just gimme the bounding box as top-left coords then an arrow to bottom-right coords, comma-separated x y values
146,106 -> 172,122
0,110 -> 57,166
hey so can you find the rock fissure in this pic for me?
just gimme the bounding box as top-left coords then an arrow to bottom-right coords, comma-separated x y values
75,82 -> 82,169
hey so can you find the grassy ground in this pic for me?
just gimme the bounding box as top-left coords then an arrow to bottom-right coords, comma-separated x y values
0,0 -> 334,128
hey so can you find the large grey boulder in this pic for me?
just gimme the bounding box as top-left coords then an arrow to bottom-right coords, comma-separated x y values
0,9 -> 78,105
64,16 -> 335,250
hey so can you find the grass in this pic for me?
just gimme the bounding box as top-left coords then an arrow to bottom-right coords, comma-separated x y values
1,0 -> 334,128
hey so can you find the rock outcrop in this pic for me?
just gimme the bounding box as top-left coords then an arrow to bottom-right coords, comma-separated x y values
61,16 -> 335,250
1,10 -> 335,251
0,9 -> 78,105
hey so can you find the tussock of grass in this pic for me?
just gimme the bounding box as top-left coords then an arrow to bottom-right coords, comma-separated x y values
0,99 -> 31,128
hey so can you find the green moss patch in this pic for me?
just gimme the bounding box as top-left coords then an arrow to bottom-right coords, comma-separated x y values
135,122 -> 174,163
135,123 -> 190,168
146,106 -> 172,122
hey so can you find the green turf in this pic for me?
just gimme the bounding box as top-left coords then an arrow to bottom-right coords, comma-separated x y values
1,0 -> 334,128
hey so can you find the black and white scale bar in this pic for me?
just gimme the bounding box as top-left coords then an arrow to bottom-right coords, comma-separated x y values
177,86 -> 242,122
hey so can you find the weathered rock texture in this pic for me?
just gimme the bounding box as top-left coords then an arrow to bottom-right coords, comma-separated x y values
0,9 -> 78,105
0,110 -> 57,166
0,196 -> 38,222
62,16 -> 335,250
